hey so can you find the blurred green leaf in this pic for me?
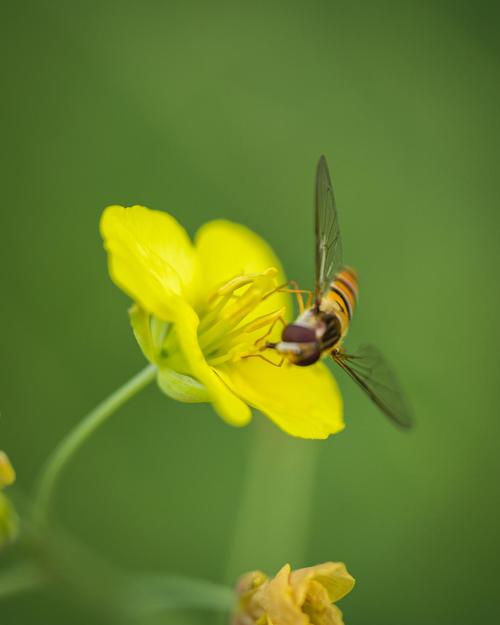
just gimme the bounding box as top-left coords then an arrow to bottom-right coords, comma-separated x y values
0,562 -> 44,600
119,573 -> 234,619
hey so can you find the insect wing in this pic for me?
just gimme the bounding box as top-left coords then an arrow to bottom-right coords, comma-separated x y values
314,155 -> 343,305
332,345 -> 413,429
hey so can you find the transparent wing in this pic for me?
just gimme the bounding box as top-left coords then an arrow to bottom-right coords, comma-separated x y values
315,155 -> 343,306
332,345 -> 414,429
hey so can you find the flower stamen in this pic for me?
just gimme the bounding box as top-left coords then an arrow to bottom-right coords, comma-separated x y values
197,269 -> 284,365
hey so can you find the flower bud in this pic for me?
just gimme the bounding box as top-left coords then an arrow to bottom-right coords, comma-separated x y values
0,451 -> 16,488
233,562 -> 355,625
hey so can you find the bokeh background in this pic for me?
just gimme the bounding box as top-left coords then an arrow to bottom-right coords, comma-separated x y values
1,1 -> 500,623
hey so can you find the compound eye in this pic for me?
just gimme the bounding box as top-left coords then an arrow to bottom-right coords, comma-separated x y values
282,324 -> 316,343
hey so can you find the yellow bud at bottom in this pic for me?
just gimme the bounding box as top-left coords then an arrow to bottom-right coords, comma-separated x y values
233,562 -> 355,625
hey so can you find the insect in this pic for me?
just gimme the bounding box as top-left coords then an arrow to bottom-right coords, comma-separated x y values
264,155 -> 413,428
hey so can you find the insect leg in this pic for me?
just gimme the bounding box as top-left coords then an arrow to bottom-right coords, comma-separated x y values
242,353 -> 285,367
283,280 -> 308,313
304,289 -> 314,309
255,315 -> 287,348
262,280 -> 314,313
281,282 -> 315,313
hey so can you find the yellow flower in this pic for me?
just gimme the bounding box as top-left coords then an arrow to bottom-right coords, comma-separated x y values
100,205 -> 343,439
0,452 -> 18,547
233,562 -> 355,625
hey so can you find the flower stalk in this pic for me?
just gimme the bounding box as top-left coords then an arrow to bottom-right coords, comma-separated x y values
34,363 -> 157,526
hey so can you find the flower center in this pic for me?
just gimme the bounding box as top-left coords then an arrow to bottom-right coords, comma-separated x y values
157,268 -> 286,371
197,268 -> 286,366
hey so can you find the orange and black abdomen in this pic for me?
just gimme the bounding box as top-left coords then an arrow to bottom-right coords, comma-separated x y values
326,267 -> 359,322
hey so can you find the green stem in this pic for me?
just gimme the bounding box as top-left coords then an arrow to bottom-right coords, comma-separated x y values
34,364 -> 156,525
225,415 -> 319,582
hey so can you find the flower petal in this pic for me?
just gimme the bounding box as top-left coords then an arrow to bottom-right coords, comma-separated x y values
100,205 -> 201,320
195,220 -> 291,318
290,562 -> 355,605
258,564 -> 308,625
173,299 -> 252,426
302,581 -> 345,625
132,297 -> 251,422
218,359 -> 344,439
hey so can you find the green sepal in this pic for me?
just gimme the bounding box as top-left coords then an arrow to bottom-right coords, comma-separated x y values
129,304 -> 170,365
157,367 -> 210,403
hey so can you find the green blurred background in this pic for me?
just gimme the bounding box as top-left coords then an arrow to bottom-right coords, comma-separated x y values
1,1 -> 499,623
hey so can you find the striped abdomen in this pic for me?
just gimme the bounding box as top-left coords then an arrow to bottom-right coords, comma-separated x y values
324,267 -> 359,335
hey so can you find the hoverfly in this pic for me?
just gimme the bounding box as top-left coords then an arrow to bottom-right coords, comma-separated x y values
265,155 -> 413,428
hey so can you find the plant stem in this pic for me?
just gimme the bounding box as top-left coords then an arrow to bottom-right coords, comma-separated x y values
34,364 -> 156,525
225,416 -> 319,582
